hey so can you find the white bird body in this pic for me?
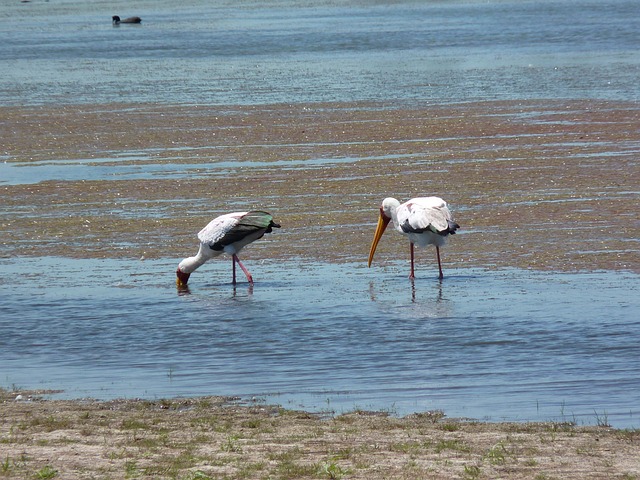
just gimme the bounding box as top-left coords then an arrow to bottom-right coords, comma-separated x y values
368,197 -> 459,280
177,211 -> 280,287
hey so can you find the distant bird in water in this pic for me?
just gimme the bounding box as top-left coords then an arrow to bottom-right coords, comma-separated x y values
368,196 -> 459,280
176,211 -> 280,287
112,15 -> 141,25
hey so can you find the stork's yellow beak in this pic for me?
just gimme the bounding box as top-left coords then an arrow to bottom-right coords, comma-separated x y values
368,213 -> 390,267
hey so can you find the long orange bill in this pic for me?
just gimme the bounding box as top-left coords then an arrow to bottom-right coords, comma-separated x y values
368,213 -> 390,267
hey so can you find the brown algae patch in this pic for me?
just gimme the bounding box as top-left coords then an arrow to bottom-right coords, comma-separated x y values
1,100 -> 638,271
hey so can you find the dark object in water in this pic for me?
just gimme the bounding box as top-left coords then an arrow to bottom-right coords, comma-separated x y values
112,15 -> 141,25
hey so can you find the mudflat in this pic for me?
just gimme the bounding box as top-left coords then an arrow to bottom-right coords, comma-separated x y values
1,100 -> 638,271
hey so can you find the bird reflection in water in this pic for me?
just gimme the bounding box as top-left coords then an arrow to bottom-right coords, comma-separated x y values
176,281 -> 254,297
369,278 -> 446,309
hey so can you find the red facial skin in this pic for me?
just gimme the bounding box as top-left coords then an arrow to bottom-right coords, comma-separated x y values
176,268 -> 191,287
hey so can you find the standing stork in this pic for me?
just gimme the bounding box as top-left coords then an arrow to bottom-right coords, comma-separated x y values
368,197 -> 459,280
176,211 -> 280,287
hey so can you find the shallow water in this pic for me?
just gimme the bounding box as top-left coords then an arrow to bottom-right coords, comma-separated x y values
1,0 -> 640,105
0,153 -> 368,185
1,256 -> 638,428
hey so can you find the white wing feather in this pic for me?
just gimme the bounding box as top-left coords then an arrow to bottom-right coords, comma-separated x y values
399,197 -> 452,233
197,212 -> 246,245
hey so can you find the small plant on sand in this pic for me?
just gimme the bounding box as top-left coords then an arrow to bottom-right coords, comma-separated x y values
268,448 -> 317,478
533,474 -> 553,480
440,423 -> 460,432
485,441 -> 507,465
124,461 -> 138,479
184,471 -> 213,480
435,439 -> 469,454
390,440 -> 422,454
121,418 -> 148,430
462,464 -> 481,479
220,435 -> 243,453
34,465 -> 58,479
318,460 -> 349,479
31,415 -> 71,432
275,458 -> 316,478
414,410 -> 446,423
594,410 -> 610,427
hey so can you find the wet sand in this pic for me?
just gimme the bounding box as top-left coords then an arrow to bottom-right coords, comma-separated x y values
1,99 -> 638,272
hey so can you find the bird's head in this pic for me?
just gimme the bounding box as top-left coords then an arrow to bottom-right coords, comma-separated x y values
367,207 -> 391,267
176,268 -> 191,287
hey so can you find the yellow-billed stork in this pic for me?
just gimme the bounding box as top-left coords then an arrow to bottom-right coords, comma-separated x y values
176,211 -> 280,287
368,197 -> 459,280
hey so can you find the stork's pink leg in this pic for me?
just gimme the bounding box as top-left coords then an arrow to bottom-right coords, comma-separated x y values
233,254 -> 254,285
232,257 -> 237,285
409,242 -> 415,279
436,246 -> 444,280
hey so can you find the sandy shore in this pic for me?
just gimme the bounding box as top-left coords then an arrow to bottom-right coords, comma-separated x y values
1,389 -> 639,480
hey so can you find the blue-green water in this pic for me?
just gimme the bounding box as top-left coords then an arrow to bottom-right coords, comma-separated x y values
1,0 -> 639,106
1,257 -> 638,427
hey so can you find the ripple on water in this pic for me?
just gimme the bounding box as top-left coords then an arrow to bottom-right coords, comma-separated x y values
0,257 -> 638,427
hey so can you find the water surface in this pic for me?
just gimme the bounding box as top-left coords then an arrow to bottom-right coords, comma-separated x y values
2,257 -> 638,428
1,0 -> 639,105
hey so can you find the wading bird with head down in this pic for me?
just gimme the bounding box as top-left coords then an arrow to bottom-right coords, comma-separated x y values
368,196 -> 459,280
176,211 -> 280,287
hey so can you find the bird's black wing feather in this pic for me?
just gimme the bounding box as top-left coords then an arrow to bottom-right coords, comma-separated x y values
209,211 -> 280,251
401,219 -> 459,236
